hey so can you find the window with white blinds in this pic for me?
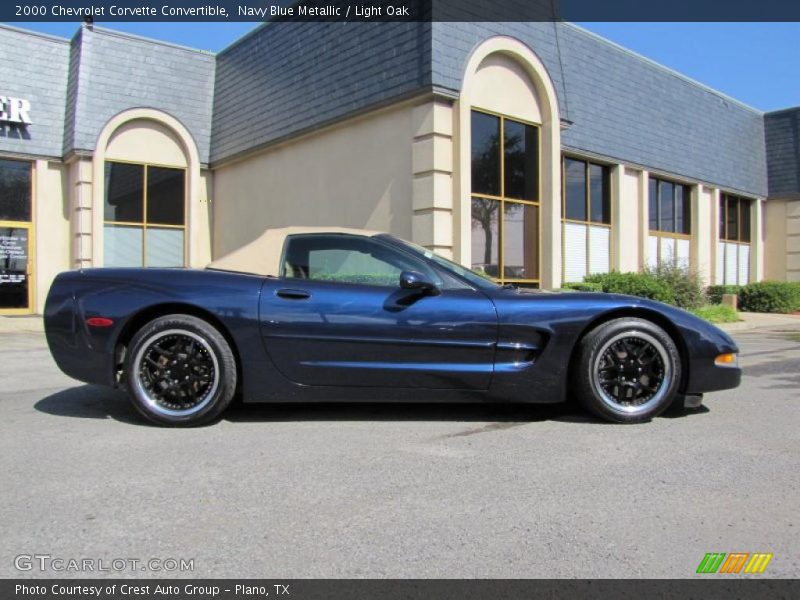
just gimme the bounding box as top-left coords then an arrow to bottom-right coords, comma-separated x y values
562,157 -> 611,283
564,222 -> 587,283
716,194 -> 752,285
646,236 -> 690,270
716,242 -> 750,285
589,225 -> 611,275
648,176 -> 692,268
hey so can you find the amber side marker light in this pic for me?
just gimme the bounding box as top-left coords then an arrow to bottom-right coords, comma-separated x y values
86,317 -> 114,328
715,353 -> 738,366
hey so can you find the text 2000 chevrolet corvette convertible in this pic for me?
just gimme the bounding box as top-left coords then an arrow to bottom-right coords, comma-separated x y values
44,227 -> 741,426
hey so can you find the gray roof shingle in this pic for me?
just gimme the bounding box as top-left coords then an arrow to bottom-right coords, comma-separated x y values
765,108 -> 800,198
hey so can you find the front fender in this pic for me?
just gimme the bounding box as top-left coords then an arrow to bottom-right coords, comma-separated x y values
486,291 -> 739,402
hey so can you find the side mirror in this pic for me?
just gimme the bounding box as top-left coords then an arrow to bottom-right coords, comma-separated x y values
399,270 -> 440,295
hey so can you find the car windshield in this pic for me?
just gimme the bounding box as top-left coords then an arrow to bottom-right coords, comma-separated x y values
384,236 -> 501,291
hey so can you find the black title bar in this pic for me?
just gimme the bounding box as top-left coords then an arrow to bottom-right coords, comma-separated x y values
4,579 -> 800,600
4,0 -> 800,22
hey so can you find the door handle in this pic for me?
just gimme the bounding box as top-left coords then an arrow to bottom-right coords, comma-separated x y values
276,288 -> 311,300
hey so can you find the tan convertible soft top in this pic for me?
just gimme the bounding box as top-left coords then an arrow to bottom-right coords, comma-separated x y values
206,226 -> 383,277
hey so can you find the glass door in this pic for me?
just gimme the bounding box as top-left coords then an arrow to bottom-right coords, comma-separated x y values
0,159 -> 33,314
0,226 -> 31,312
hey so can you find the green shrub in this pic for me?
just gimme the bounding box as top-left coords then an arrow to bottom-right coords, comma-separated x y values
645,262 -> 706,310
561,281 -> 603,292
738,281 -> 800,313
690,305 -> 740,324
707,284 -> 741,305
584,271 -> 674,304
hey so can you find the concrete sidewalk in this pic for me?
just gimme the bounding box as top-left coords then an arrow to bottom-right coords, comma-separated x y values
718,311 -> 800,332
3,311 -> 800,335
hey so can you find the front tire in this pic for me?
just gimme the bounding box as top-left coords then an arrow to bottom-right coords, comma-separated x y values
124,314 -> 237,426
574,318 -> 681,424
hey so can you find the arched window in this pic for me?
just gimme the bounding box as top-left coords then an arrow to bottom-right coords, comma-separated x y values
459,38 -> 561,289
92,109 -> 201,269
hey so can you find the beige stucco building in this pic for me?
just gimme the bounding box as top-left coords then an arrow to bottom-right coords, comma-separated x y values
1,21 -> 797,315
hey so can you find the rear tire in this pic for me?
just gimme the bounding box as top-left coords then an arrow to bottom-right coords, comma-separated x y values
574,318 -> 681,424
124,314 -> 237,427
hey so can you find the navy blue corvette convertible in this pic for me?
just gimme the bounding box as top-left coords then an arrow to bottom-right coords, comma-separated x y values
44,227 -> 741,426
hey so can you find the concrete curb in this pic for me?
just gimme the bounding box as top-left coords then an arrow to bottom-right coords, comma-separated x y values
0,316 -> 44,333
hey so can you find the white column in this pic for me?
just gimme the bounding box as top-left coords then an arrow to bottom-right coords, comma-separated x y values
788,200 -> 800,281
411,100 -> 454,259
710,188 -> 721,284
692,185 -> 714,286
34,160 -> 71,312
750,198 -> 765,282
541,135 -> 562,290
189,170 -> 213,267
69,156 -> 93,268
613,165 -> 641,273
639,170 -> 650,270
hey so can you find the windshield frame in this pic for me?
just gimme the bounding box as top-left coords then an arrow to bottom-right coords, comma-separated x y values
378,234 -> 502,292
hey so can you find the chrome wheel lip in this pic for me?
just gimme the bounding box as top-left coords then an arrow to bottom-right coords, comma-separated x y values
132,329 -> 220,418
591,330 -> 671,415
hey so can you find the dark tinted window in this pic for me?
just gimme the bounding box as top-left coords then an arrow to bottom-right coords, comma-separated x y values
471,112 -> 501,197
0,159 -> 31,222
650,177 -> 691,235
659,181 -> 675,233
726,195 -> 739,241
146,167 -> 185,225
721,194 -> 752,243
739,199 -> 751,242
719,196 -> 726,238
649,179 -> 659,230
504,119 -> 538,200
104,162 -> 144,222
564,158 -> 587,221
683,186 -> 692,234
471,111 -> 540,285
675,185 -> 691,234
589,163 -> 610,224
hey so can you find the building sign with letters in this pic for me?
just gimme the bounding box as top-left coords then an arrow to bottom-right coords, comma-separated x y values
0,96 -> 32,125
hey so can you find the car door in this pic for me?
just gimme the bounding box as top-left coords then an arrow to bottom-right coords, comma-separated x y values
259,233 -> 498,389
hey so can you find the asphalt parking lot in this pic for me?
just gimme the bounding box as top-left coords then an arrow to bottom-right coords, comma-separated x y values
0,326 -> 798,579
